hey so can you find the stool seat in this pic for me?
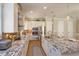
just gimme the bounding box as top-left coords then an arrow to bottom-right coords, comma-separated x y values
0,39 -> 12,50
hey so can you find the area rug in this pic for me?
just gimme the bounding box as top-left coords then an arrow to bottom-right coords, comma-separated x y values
32,46 -> 45,56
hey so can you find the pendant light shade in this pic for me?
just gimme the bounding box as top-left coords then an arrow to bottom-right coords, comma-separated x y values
66,4 -> 70,20
67,15 -> 70,20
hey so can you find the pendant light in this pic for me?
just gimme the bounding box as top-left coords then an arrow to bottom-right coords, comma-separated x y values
43,6 -> 47,10
66,4 -> 70,20
67,15 -> 70,20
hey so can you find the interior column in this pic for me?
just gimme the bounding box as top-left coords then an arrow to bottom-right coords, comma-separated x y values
2,3 -> 18,33
0,4 -> 2,38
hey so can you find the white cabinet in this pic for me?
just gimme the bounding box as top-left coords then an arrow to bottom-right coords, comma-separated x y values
67,20 -> 74,38
42,39 -> 51,55
42,39 -> 48,55
48,43 -> 61,56
42,39 -> 61,56
53,18 -> 75,38
20,35 -> 29,55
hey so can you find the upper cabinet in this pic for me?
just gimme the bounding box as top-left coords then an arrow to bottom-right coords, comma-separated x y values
53,18 -> 76,38
53,18 -> 65,36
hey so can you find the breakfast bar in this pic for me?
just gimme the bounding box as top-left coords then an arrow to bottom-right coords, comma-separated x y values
0,39 -> 29,56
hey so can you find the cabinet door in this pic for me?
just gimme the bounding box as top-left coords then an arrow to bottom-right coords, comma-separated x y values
44,40 -> 49,55
42,39 -> 47,55
48,44 -> 61,56
50,46 -> 61,56
57,20 -> 64,36
67,20 -> 73,38
42,39 -> 50,56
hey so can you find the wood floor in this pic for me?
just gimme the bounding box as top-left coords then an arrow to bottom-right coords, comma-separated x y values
26,40 -> 46,56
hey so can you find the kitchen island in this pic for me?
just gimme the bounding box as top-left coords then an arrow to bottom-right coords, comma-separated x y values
42,37 -> 79,56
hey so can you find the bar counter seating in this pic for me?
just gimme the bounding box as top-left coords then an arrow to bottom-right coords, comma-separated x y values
0,32 -> 20,50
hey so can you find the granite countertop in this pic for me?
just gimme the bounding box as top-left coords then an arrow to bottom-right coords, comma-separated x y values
44,37 -> 79,54
0,40 -> 27,56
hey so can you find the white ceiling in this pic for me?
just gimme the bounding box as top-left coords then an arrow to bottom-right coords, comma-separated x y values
21,3 -> 79,19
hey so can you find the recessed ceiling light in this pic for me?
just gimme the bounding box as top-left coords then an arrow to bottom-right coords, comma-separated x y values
43,6 -> 47,10
30,10 -> 33,13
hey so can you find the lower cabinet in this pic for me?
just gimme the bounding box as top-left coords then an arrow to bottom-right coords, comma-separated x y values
42,39 -> 49,55
48,44 -> 61,56
20,36 -> 29,56
42,39 -> 61,56
21,40 -> 29,56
